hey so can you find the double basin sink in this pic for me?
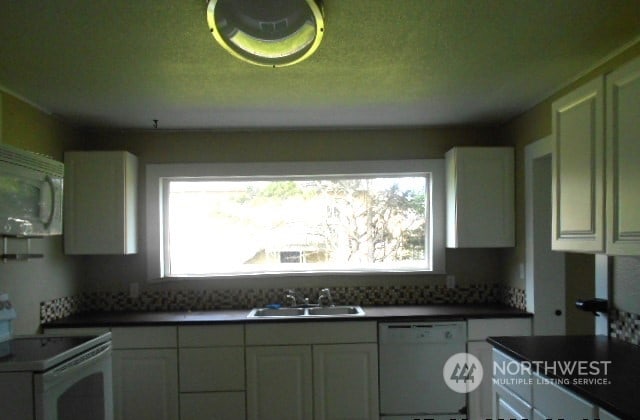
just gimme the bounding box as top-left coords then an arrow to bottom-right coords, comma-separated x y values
247,305 -> 365,318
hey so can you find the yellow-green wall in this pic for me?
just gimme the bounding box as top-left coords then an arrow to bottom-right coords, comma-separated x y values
2,39 -> 640,333
0,92 -> 82,334
76,126 -> 509,293
498,42 -> 640,335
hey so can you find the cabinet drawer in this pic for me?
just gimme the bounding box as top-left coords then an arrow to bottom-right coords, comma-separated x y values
246,321 -> 377,345
179,347 -> 245,392
533,373 -> 595,418
111,326 -> 177,349
468,318 -> 531,340
179,325 -> 244,347
492,349 -> 532,403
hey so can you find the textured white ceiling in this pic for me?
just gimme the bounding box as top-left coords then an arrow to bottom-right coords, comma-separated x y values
0,0 -> 639,129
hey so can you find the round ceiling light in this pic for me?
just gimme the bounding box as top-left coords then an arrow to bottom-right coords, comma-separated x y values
207,0 -> 325,67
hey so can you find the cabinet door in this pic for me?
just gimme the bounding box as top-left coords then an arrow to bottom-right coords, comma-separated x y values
598,407 -> 622,420
64,151 -> 137,255
246,346 -> 312,420
493,383 -> 532,420
551,77 -> 605,252
112,349 -> 178,420
180,392 -> 246,420
466,341 -> 493,420
533,373 -> 595,418
179,347 -> 245,392
606,56 -> 640,255
313,344 -> 379,420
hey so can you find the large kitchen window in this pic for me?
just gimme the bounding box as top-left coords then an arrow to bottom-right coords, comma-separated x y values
146,160 -> 445,280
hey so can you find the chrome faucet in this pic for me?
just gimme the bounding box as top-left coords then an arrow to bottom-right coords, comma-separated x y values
317,288 -> 334,307
284,289 -> 311,307
284,290 -> 299,307
284,289 -> 334,308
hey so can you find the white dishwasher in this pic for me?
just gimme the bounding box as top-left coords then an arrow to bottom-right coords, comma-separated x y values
379,321 -> 467,420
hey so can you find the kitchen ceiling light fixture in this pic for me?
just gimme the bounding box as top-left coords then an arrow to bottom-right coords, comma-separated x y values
207,0 -> 324,67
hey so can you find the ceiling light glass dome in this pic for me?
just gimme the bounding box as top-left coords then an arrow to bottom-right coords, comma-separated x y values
207,0 -> 324,67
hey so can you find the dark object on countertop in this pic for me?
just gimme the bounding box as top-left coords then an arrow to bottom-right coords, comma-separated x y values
575,298 -> 608,316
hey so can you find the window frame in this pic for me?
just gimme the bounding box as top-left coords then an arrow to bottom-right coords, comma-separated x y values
146,160 -> 445,281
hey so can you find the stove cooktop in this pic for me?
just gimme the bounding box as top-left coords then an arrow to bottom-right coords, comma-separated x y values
0,333 -> 111,372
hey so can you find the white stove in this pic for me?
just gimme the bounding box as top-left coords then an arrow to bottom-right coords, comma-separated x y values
0,333 -> 112,372
0,293 -> 113,420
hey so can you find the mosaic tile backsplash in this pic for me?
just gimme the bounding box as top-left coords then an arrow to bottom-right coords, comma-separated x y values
41,283 -> 526,324
609,308 -> 640,346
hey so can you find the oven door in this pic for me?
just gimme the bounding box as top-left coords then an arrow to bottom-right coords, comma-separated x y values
34,342 -> 113,420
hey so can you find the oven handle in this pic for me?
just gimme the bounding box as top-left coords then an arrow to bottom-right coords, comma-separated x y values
46,342 -> 112,379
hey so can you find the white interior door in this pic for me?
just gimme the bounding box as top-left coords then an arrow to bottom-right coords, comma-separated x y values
526,137 -> 566,335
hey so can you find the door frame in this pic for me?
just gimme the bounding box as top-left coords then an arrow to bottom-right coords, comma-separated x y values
525,136 -> 566,335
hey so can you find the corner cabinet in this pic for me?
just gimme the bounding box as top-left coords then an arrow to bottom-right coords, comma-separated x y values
467,318 -> 532,420
552,55 -> 640,255
492,350 -> 600,420
446,147 -> 514,247
64,151 -> 138,255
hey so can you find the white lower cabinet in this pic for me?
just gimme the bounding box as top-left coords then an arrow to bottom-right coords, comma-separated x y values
466,341 -> 494,419
111,326 -> 179,420
246,345 -> 313,420
467,318 -> 531,419
598,407 -> 622,420
112,349 -> 179,420
492,349 -> 598,420
493,383 -> 532,420
313,344 -> 379,420
532,372 -> 596,419
245,321 -> 379,420
180,392 -> 246,420
178,325 -> 246,420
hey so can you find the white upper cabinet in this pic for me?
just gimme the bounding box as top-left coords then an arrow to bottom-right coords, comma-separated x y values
606,56 -> 640,255
446,147 -> 515,247
64,151 -> 138,254
551,77 -> 605,252
551,55 -> 640,255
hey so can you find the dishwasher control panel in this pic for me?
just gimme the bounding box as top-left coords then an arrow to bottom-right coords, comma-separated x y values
379,321 -> 466,344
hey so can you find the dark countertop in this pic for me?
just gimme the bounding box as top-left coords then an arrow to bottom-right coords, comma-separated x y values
488,335 -> 640,420
43,304 -> 530,328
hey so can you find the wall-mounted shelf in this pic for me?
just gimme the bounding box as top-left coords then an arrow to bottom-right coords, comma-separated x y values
1,236 -> 44,262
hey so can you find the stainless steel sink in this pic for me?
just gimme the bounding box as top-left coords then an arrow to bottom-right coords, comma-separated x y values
307,306 -> 365,316
249,307 -> 306,317
247,305 -> 365,318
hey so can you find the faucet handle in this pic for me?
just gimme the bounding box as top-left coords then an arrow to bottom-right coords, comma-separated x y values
284,290 -> 298,307
318,288 -> 334,307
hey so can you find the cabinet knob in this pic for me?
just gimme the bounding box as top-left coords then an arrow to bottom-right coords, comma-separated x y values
555,309 -> 562,316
